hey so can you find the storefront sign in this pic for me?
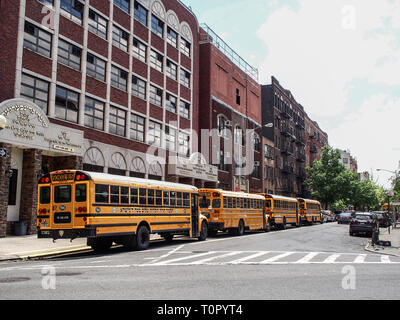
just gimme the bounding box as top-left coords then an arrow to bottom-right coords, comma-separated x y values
0,99 -> 83,156
168,154 -> 218,182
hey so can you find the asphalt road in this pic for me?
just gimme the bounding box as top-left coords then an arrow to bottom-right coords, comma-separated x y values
1,222 -> 400,300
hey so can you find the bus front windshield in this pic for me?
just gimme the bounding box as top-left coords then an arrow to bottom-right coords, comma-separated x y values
199,195 -> 210,208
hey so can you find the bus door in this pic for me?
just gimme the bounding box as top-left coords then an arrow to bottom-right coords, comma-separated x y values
262,200 -> 266,229
52,183 -> 74,230
191,193 -> 199,237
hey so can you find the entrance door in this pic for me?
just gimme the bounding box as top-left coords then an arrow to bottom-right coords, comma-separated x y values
7,148 -> 23,222
191,194 -> 199,237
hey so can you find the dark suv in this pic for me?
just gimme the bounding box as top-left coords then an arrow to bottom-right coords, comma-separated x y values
349,212 -> 378,237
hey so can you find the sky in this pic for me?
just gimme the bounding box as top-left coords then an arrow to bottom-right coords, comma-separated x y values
183,0 -> 400,190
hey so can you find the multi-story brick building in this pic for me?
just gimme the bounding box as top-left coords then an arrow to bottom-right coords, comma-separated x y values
305,114 -> 328,168
0,0 -> 218,237
339,149 -> 358,173
198,24 -> 263,193
262,136 -> 275,194
261,77 -> 307,197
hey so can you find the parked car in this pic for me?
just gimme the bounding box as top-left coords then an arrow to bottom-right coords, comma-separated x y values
349,212 -> 378,237
322,210 -> 335,222
337,212 -> 353,224
371,211 -> 392,228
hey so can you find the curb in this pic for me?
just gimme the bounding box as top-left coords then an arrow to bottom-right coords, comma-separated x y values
364,241 -> 400,258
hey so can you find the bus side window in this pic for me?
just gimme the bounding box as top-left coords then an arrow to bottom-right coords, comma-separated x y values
75,184 -> 87,202
170,191 -> 176,206
228,197 -> 232,208
95,184 -> 109,203
131,187 -> 138,205
163,190 -> 169,206
223,197 -> 227,208
183,192 -> 190,207
139,188 -> 147,205
232,197 -> 236,208
156,190 -> 162,206
176,192 -> 182,206
110,185 -> 119,204
121,186 -> 129,204
148,189 -> 155,205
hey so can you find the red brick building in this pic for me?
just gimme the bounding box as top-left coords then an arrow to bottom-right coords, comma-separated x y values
198,24 -> 263,193
0,0 -> 218,237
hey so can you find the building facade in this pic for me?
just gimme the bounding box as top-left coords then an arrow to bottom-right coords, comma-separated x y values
198,24 -> 263,193
0,0 -> 218,237
261,77 -> 307,197
339,149 -> 358,173
305,113 -> 328,168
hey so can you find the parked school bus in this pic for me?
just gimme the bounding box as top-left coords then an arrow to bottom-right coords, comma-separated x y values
260,194 -> 299,229
37,170 -> 208,251
297,198 -> 322,225
198,189 -> 266,236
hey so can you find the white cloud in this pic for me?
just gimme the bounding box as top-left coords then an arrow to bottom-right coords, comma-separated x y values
256,0 -> 400,117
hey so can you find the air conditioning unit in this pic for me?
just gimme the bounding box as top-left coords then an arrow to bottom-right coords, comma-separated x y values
225,120 -> 233,127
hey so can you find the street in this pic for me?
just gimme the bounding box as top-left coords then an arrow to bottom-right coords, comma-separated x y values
1,222 -> 400,300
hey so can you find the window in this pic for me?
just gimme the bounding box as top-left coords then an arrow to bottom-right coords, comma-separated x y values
180,37 -> 191,57
121,186 -> 129,204
131,75 -> 146,100
180,69 -> 190,87
54,185 -> 71,203
130,113 -> 145,142
183,193 -> 190,207
179,101 -> 190,119
252,162 -> 260,179
55,86 -> 79,123
166,93 -> 177,113
148,189 -> 155,205
132,38 -> 147,62
165,126 -> 176,151
218,150 -> 228,171
112,25 -> 129,52
58,39 -> 82,71
264,144 -> 273,159
176,192 -> 182,206
134,1 -> 148,26
130,187 -> 138,204
150,50 -> 163,72
149,85 -> 162,107
234,126 -> 243,145
84,96 -> 104,130
87,53 -> 106,82
23,21 -> 52,57
88,9 -> 108,39
40,186 -> 51,204
236,88 -> 241,105
111,65 -> 128,91
253,134 -> 261,152
167,27 -> 177,48
217,115 -> 227,137
170,191 -> 176,206
20,73 -> 49,114
60,0 -> 84,24
114,0 -> 130,13
138,188 -> 146,205
148,120 -> 162,146
110,185 -> 119,203
163,190 -> 169,206
151,15 -> 164,38
109,106 -> 126,137
95,184 -> 108,203
155,190 -> 162,205
178,131 -> 190,156
166,60 -> 177,80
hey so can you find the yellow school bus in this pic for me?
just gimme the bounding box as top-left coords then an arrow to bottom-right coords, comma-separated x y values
260,194 -> 299,229
37,170 -> 208,251
198,189 -> 266,236
297,198 -> 322,225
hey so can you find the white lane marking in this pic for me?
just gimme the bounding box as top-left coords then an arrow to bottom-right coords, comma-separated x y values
150,251 -> 216,265
149,245 -> 185,263
381,255 -> 391,263
323,254 -> 341,263
353,254 -> 367,263
187,251 -> 242,265
230,251 -> 271,264
259,252 -> 294,264
295,252 -> 320,264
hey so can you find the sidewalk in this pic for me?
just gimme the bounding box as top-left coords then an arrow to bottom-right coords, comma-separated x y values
0,233 -> 163,262
364,224 -> 400,257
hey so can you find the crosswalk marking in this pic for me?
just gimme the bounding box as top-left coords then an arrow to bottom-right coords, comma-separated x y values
230,251 -> 271,264
381,255 -> 391,263
295,252 -> 320,264
323,254 -> 341,263
151,251 -> 216,265
187,251 -> 242,265
353,254 -> 367,263
259,252 -> 294,264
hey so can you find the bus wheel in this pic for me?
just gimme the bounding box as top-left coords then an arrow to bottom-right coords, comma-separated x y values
136,225 -> 150,250
198,221 -> 208,241
237,220 -> 245,236
89,237 -> 113,253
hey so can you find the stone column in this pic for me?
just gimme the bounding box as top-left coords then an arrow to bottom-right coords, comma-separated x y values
20,149 -> 42,235
0,143 -> 12,238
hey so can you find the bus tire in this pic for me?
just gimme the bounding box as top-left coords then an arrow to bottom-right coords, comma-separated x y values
198,221 -> 208,241
237,220 -> 245,236
136,225 -> 150,250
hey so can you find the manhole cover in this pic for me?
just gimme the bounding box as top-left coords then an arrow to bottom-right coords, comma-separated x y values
0,277 -> 30,283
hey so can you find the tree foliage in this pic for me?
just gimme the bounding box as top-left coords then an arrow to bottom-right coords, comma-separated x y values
305,145 -> 384,210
